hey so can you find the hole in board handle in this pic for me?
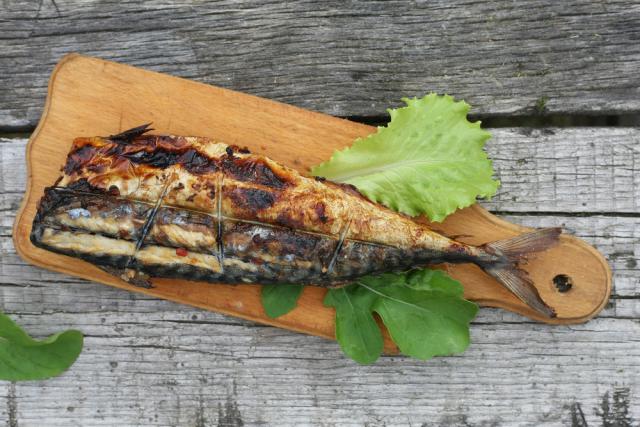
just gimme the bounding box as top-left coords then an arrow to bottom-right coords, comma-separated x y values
553,274 -> 573,293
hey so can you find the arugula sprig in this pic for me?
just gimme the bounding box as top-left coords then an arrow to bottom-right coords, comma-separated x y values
325,270 -> 477,364
0,312 -> 83,381
261,284 -> 304,319
260,94 -> 498,364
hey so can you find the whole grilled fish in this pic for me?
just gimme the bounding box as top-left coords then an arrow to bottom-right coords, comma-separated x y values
31,124 -> 559,317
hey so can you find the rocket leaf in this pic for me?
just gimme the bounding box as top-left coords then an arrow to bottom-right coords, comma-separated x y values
312,94 -> 499,222
261,284 -> 304,318
0,312 -> 83,381
324,269 -> 478,364
323,285 -> 384,364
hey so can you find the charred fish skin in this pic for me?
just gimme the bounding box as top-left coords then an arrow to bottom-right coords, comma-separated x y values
31,184 -> 441,286
31,125 -> 560,317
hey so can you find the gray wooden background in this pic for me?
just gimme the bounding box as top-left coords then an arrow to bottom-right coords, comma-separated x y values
1,1 -> 639,426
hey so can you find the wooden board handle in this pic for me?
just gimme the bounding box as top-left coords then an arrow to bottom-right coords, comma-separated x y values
432,205 -> 612,323
13,54 -> 611,352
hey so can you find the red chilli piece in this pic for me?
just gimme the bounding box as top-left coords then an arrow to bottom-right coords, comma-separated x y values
175,247 -> 188,257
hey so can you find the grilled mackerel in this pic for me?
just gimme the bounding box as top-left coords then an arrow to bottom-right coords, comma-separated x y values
31,125 -> 560,317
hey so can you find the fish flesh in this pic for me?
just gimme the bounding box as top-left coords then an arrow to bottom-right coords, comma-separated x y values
31,124 -> 560,317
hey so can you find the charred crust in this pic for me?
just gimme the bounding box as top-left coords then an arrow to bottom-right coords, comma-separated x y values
121,147 -> 183,169
179,149 -> 217,174
32,186 -> 66,225
64,132 -> 288,190
314,176 -> 327,182
275,211 -> 305,229
65,178 -> 105,193
65,134 -> 217,175
227,187 -> 276,211
225,145 -> 251,156
194,182 -> 216,201
63,145 -> 99,174
275,228 -> 324,255
219,155 -> 290,189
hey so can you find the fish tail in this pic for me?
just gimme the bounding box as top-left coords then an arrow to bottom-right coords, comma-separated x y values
479,228 -> 562,318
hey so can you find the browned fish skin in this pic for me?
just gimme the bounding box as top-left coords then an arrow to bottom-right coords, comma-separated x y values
31,125 -> 559,316
32,185 -> 440,285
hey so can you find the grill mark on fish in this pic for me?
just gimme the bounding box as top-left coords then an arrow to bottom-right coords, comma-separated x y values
180,148 -> 218,175
227,187 -> 276,211
65,178 -> 108,194
124,173 -> 176,279
326,219 -> 352,274
274,210 -> 306,230
218,154 -> 289,189
216,176 -> 225,274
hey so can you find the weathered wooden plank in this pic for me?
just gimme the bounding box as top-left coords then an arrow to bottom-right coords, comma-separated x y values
2,0 -> 640,128
0,128 -> 638,426
486,128 -> 640,214
0,308 -> 638,426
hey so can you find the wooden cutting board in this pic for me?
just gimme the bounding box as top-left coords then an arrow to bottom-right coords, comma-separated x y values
13,54 -> 612,352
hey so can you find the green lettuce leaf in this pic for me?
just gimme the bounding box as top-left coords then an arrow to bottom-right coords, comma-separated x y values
324,270 -> 478,364
261,284 -> 304,318
0,312 -> 83,381
311,94 -> 499,221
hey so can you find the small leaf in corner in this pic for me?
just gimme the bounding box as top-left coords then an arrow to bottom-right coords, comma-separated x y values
0,312 -> 83,381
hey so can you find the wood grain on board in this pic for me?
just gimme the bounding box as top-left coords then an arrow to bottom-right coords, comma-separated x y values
12,55 -> 611,351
